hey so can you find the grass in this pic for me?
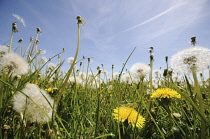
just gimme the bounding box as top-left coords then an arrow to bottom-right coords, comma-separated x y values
0,17 -> 209,139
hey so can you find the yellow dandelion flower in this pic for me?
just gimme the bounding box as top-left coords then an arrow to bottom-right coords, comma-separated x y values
45,87 -> 58,93
112,107 -> 145,128
151,88 -> 181,99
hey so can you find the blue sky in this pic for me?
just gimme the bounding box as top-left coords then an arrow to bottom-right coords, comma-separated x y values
1,0 -> 210,75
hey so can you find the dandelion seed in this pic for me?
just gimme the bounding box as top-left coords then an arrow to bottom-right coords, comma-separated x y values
150,88 -> 181,99
172,113 -> 181,118
112,107 -> 145,128
171,46 -> 210,74
0,52 -> 29,76
13,83 -> 55,123
130,62 -> 150,79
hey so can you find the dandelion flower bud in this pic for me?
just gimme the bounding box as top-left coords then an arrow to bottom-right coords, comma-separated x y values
12,22 -> 18,32
18,39 -> 23,43
35,40 -> 39,44
190,36 -> 196,46
76,16 -> 85,25
36,27 -> 42,33
30,37 -> 34,42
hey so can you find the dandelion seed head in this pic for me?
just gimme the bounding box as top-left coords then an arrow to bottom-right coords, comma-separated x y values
171,46 -> 210,74
0,52 -> 29,76
40,57 -> 48,64
39,49 -> 46,54
0,45 -> 9,56
113,72 -> 120,80
78,72 -> 86,79
69,76 -> 83,85
13,83 -> 55,123
48,63 -> 56,70
130,62 -> 150,78
122,73 -> 132,84
67,57 -> 74,64
153,69 -> 162,76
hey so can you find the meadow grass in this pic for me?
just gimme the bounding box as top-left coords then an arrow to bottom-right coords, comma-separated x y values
0,17 -> 209,139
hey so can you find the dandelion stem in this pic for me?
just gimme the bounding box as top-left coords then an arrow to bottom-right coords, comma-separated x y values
56,16 -> 82,106
8,31 -> 14,53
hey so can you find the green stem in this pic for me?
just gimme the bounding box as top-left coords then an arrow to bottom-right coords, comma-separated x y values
55,20 -> 81,106
191,69 -> 206,138
23,41 -> 33,57
8,31 -> 14,53
171,82 -> 209,126
18,42 -> 22,55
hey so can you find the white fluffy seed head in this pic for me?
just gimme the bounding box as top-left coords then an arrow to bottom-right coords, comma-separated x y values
171,46 -> 210,74
67,57 -> 74,64
13,83 -> 55,123
153,69 -> 162,76
69,76 -> 83,85
78,72 -> 87,80
121,73 -> 133,84
112,72 -> 120,80
130,62 -> 151,78
40,57 -> 48,64
0,52 -> 29,76
48,63 -> 57,70
0,45 -> 9,56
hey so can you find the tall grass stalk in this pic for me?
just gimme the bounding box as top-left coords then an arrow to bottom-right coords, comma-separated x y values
191,68 -> 206,138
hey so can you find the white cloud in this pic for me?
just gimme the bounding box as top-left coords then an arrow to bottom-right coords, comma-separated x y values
122,2 -> 186,33
12,13 -> 26,27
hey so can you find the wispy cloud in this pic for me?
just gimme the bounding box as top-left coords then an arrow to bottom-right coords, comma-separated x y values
12,13 -> 26,27
122,2 -> 186,33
